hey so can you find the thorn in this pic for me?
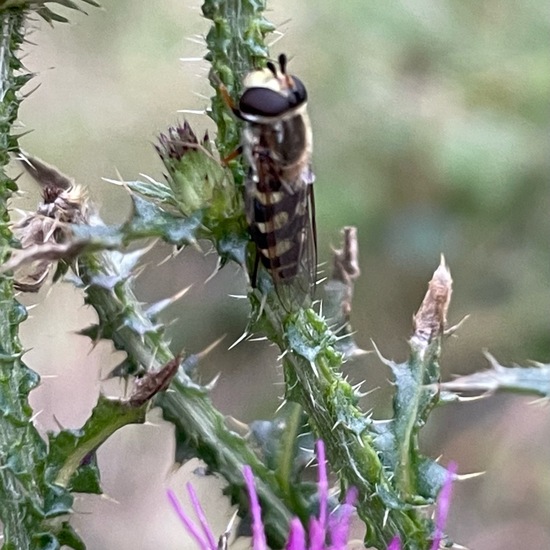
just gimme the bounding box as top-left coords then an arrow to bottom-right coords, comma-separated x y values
228,330 -> 249,350
189,239 -> 202,253
456,393 -> 491,402
101,167 -> 126,186
218,509 -> 239,550
277,349 -> 289,361
309,360 -> 319,378
157,251 -> 177,267
370,339 -> 393,368
382,508 -> 389,528
139,173 -> 164,186
146,284 -> 192,318
177,108 -> 207,115
185,36 -> 206,46
450,469 -> 482,481
99,493 -> 121,505
205,372 -> 221,391
192,92 -> 210,102
30,409 -> 43,423
198,334 -> 226,360
204,257 -> 221,284
445,314 -> 470,337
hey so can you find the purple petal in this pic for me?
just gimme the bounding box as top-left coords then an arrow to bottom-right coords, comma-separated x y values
431,461 -> 457,550
316,440 -> 329,531
243,465 -> 267,550
308,516 -> 325,550
327,487 -> 358,549
187,482 -> 218,549
387,536 -> 401,550
286,518 -> 306,550
167,488 -> 211,549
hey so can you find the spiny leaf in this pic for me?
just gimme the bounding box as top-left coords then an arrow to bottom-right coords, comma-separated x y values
126,193 -> 202,245
441,353 -> 550,398
1,0 -> 101,25
47,395 -> 146,489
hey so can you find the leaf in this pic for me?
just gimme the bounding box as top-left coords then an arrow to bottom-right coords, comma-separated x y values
123,178 -> 179,207
126,194 -> 203,245
56,522 -> 86,550
46,396 -> 146,490
441,353 -> 550,397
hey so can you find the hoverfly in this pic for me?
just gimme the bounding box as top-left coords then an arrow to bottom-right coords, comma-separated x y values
222,54 -> 317,310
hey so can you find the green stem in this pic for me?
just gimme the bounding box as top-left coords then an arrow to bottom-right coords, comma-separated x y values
77,246 -> 293,547
0,8 -> 47,549
273,305 -> 428,549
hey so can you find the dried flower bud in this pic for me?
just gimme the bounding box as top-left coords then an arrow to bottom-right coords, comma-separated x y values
11,154 -> 88,292
412,257 -> 452,346
156,121 -> 237,221
128,356 -> 180,407
156,121 -> 199,162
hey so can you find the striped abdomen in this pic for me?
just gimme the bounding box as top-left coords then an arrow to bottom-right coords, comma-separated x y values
243,112 -> 315,287
248,168 -> 310,281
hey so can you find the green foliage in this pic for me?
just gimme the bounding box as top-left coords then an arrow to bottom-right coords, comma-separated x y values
0,0 -> 100,24
1,1 -> 547,549
441,353 -> 550,398
203,0 -> 273,159
0,8 -> 51,549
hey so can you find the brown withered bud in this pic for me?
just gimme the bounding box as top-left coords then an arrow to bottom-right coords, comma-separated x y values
412,256 -> 453,345
11,153 -> 88,292
155,121 -> 199,162
128,356 -> 180,407
330,226 -> 360,319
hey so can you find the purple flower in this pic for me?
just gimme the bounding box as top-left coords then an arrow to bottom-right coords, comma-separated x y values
284,441 -> 357,550
168,443 -> 456,550
168,440 -> 356,549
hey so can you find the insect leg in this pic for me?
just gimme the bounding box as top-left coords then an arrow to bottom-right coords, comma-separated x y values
251,248 -> 260,288
222,145 -> 243,165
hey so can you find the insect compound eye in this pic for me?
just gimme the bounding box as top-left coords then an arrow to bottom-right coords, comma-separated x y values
239,78 -> 308,119
288,76 -> 307,107
239,87 -> 292,118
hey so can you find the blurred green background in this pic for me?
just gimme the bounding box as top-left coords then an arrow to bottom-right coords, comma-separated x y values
13,0 -> 550,548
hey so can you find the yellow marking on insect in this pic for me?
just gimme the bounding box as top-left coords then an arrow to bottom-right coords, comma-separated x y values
260,239 -> 294,258
243,69 -> 283,92
255,211 -> 289,233
254,191 -> 285,205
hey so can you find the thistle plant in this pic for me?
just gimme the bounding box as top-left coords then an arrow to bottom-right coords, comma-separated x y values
0,1 -> 548,549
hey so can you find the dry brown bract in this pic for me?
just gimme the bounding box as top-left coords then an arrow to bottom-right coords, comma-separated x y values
9,154 -> 88,292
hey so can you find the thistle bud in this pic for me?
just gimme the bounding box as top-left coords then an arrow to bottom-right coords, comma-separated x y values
156,121 -> 237,221
412,257 -> 452,346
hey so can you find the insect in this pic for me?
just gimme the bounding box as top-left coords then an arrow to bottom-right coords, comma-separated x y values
222,54 -> 317,310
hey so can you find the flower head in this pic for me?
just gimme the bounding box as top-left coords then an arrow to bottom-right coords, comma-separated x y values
168,440 -> 357,550
284,440 -> 357,550
168,444 -> 456,550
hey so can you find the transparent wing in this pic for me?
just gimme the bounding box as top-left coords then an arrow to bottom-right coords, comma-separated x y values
246,157 -> 316,312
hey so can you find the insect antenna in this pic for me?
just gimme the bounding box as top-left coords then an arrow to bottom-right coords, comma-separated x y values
278,53 -> 288,74
266,60 -> 278,77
